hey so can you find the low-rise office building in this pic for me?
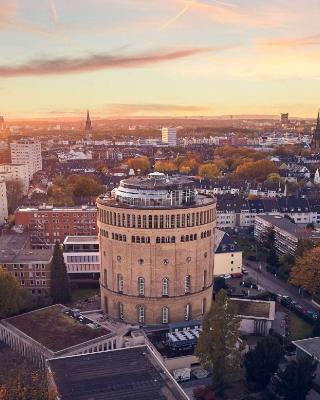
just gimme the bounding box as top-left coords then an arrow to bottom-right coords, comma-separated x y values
0,233 -> 52,302
0,163 -> 29,195
63,235 -> 100,282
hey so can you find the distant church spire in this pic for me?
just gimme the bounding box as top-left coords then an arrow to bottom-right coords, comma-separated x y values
311,111 -> 320,152
85,109 -> 93,139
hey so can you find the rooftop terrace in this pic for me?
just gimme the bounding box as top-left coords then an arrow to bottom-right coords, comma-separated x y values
7,305 -> 109,352
231,298 -> 275,320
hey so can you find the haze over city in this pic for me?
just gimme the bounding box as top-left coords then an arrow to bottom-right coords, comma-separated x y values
2,0 -> 320,119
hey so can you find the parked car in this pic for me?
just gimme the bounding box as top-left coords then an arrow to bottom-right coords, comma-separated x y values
173,368 -> 191,382
221,274 -> 232,280
242,268 -> 249,275
231,272 -> 243,279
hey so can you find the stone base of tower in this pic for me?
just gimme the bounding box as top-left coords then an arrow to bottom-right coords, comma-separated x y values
100,284 -> 212,325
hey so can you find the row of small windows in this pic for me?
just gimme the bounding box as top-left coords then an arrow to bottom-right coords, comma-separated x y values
113,273 -> 208,296
100,229 -> 213,244
98,208 -> 215,229
118,300 -> 207,323
200,230 -> 212,239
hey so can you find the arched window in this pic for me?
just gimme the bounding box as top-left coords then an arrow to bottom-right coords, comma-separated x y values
156,237 -> 160,244
117,274 -> 123,293
184,304 -> 190,321
104,268 -> 107,287
119,303 -> 124,320
185,275 -> 191,294
202,298 -> 207,315
162,306 -> 169,324
138,306 -> 145,323
203,270 -> 207,288
138,277 -> 145,296
162,277 -> 169,296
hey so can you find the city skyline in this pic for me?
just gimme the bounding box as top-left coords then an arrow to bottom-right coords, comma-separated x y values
1,0 -> 320,118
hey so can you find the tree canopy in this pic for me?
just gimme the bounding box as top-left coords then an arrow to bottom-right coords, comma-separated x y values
195,290 -> 242,395
244,336 -> 283,390
0,267 -> 26,318
50,243 -> 71,304
272,358 -> 317,400
290,246 -> 320,296
154,160 -> 177,173
234,159 -> 278,181
125,156 -> 150,172
198,163 -> 219,179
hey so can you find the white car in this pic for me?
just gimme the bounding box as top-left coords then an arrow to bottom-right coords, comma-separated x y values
222,274 -> 232,280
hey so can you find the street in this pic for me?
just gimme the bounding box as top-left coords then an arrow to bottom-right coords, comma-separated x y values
244,261 -> 319,312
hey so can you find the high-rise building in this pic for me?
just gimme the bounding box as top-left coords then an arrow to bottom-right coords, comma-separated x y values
311,112 -> 320,151
0,116 -> 5,131
0,177 -> 8,224
97,172 -> 216,324
85,110 -> 93,139
10,138 -> 42,179
162,127 -> 177,146
280,113 -> 289,123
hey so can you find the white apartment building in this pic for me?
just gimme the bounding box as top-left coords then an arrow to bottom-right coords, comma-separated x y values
0,177 -> 8,224
0,163 -> 29,195
10,138 -> 42,179
63,236 -> 100,282
162,127 -> 177,146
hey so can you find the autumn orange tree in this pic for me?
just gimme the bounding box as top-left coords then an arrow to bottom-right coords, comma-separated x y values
125,156 -> 150,172
154,160 -> 177,173
234,159 -> 278,181
290,246 -> 320,296
198,163 -> 219,179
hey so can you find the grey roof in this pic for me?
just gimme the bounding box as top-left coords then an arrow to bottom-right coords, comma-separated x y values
0,233 -> 52,263
47,346 -> 188,400
293,337 -> 320,361
215,229 -> 240,253
257,214 -> 320,240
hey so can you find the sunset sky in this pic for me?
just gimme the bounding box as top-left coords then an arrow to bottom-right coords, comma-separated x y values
1,0 -> 320,118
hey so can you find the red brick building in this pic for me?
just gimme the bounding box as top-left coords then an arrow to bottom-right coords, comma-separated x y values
15,205 -> 97,246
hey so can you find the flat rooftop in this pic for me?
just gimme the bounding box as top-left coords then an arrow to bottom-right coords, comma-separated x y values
0,233 -> 53,263
16,206 -> 96,212
7,305 -> 110,352
293,337 -> 320,361
64,236 -> 98,244
47,345 -> 188,400
256,214 -> 314,238
230,298 -> 275,320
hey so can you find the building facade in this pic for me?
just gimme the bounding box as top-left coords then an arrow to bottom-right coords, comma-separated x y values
0,163 -> 29,195
97,173 -> 216,325
214,229 -> 242,276
162,127 -> 177,146
10,138 -> 42,179
0,177 -> 8,225
63,236 -> 100,282
15,205 -> 97,246
0,233 -> 53,303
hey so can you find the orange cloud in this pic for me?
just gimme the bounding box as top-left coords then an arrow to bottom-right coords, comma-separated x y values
259,33 -> 320,49
0,47 -> 212,77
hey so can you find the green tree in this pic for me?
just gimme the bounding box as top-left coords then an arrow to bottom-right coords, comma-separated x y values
50,243 -> 71,304
195,290 -> 242,395
0,267 -> 26,318
272,358 -> 317,400
244,336 -> 283,390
